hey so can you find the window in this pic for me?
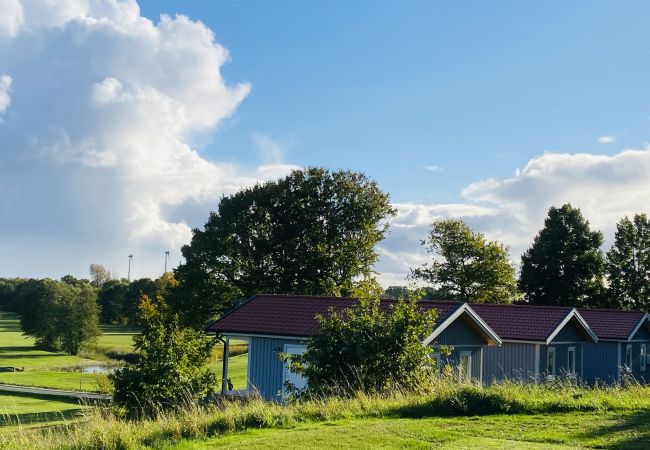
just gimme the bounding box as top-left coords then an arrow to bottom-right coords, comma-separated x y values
547,347 -> 556,377
459,351 -> 472,382
567,347 -> 576,376
626,344 -> 633,369
431,353 -> 441,373
641,345 -> 647,372
283,344 -> 307,399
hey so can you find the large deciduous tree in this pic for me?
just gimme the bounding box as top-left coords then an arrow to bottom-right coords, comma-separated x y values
170,168 -> 396,328
606,214 -> 650,310
519,204 -> 605,307
410,219 -> 518,303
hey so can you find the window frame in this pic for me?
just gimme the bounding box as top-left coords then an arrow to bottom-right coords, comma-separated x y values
546,347 -> 556,377
459,351 -> 472,382
567,346 -> 576,376
641,344 -> 647,372
431,352 -> 441,373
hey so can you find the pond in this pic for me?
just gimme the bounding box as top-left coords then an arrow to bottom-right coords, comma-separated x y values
81,365 -> 117,374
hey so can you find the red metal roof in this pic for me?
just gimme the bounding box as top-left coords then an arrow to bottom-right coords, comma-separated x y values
578,308 -> 647,340
470,303 -> 575,341
206,294 -> 462,337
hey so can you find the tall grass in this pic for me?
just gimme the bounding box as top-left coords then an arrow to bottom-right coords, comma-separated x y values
3,379 -> 650,449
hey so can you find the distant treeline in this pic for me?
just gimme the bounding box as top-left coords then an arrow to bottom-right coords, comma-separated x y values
0,269 -> 172,355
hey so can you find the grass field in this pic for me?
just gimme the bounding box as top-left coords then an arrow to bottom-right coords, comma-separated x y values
0,312 -> 139,393
166,411 -> 650,449
0,392 -> 86,430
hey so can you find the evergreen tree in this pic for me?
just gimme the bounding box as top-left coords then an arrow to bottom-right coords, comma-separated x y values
606,214 -> 650,309
519,204 -> 605,306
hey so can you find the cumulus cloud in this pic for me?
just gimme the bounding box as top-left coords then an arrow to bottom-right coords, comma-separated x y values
598,136 -> 616,144
0,0 -> 296,278
375,148 -> 650,287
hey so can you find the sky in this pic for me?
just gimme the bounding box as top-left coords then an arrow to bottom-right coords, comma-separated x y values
0,0 -> 649,286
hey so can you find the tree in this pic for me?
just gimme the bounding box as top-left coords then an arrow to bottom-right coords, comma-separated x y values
19,279 -> 100,354
606,214 -> 650,310
98,279 -> 129,324
110,296 -> 216,417
410,219 -> 518,303
285,288 -> 438,396
124,278 -> 158,327
171,168 -> 396,328
89,264 -> 111,288
519,204 -> 605,307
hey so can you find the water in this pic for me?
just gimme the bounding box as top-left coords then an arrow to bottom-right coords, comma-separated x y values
81,365 -> 115,374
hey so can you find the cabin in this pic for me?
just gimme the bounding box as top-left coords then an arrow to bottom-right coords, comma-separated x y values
205,294 -> 501,401
205,294 -> 649,402
470,304 -> 598,382
579,309 -> 650,384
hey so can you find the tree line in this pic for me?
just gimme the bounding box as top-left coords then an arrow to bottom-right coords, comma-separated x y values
0,270 -> 174,355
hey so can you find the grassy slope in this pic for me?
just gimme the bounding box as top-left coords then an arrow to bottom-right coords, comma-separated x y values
0,392 -> 85,430
168,411 -> 650,449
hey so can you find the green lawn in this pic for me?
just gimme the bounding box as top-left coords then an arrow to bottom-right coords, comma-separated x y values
0,392 -> 85,429
0,312 -> 136,393
166,411 -> 650,449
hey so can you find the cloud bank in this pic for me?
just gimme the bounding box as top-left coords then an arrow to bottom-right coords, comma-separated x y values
377,148 -> 650,287
0,0 -> 297,278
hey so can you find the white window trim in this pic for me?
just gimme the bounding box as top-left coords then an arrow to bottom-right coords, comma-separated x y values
431,352 -> 441,372
567,346 -> 576,375
282,343 -> 307,400
626,344 -> 633,369
459,351 -> 472,382
641,344 -> 647,372
547,347 -> 556,378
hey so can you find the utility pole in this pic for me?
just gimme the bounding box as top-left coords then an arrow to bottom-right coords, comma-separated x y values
127,254 -> 133,282
164,250 -> 170,274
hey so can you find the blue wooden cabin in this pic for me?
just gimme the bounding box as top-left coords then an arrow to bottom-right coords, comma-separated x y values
206,294 -> 649,401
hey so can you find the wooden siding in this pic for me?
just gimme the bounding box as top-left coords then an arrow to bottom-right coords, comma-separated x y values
552,318 -> 589,342
482,342 -> 537,382
540,343 -> 583,377
583,341 -> 619,384
632,323 -> 650,341
247,337 -> 305,402
433,345 -> 482,381
435,314 -> 488,346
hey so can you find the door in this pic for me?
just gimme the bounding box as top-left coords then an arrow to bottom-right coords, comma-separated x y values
283,344 -> 307,398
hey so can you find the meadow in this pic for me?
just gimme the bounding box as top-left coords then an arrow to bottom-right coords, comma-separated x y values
1,381 -> 649,449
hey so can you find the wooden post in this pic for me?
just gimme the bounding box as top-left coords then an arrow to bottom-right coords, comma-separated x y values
221,337 -> 230,394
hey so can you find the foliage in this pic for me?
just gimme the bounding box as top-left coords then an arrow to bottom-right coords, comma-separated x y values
170,167 -> 396,328
110,296 -> 216,418
18,279 -> 100,354
286,288 -> 438,396
410,219 -> 518,303
519,204 -> 605,306
89,264 -> 112,288
98,279 -> 129,324
606,214 -> 650,310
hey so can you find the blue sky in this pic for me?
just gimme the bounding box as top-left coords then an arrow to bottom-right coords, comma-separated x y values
0,1 -> 649,285
142,0 -> 650,203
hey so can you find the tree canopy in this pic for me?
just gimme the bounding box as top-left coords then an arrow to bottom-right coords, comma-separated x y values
606,214 -> 650,310
410,219 -> 518,303
170,168 -> 396,328
519,204 -> 605,307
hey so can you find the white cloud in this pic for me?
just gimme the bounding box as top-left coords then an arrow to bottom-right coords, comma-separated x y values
0,75 -> 11,115
252,133 -> 285,164
0,0 -> 296,279
424,165 -> 443,172
598,136 -> 616,144
375,148 -> 650,288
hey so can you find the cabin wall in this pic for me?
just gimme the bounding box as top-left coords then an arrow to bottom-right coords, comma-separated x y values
583,341 -> 620,384
247,336 -> 306,402
482,342 -> 537,383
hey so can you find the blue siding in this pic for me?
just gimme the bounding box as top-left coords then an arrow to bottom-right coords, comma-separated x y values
435,314 -> 487,346
583,341 -> 620,384
247,337 -> 306,401
433,345 -> 482,381
626,341 -> 650,382
482,342 -> 537,383
552,318 -> 588,342
632,323 -> 650,341
540,343 -> 583,378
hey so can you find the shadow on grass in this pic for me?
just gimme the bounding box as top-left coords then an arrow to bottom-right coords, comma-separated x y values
578,410 -> 650,449
0,407 -> 83,426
